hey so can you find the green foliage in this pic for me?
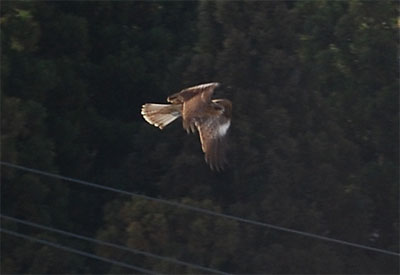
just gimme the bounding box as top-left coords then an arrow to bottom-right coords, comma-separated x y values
1,0 -> 398,274
96,198 -> 239,273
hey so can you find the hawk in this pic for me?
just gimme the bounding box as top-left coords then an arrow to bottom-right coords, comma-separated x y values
141,82 -> 232,171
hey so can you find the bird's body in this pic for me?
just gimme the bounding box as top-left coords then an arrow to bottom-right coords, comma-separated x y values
141,82 -> 232,171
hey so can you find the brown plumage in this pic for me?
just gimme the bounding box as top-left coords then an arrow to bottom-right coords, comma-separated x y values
141,82 -> 232,171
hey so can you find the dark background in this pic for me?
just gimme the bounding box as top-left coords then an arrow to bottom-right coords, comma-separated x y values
1,0 -> 398,274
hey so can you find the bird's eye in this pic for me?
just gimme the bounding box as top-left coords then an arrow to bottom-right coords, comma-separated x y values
213,104 -> 224,111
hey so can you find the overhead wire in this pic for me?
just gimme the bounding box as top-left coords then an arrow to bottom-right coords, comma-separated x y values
0,215 -> 228,275
1,161 -> 399,257
0,228 -> 155,274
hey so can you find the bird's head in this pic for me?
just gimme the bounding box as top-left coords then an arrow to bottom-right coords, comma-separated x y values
212,99 -> 232,118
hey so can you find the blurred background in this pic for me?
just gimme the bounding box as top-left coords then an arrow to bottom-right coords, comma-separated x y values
1,0 -> 398,274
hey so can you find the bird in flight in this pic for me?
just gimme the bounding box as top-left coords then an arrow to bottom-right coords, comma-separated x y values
141,82 -> 232,171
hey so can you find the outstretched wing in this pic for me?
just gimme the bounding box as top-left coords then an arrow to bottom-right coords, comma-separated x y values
196,115 -> 231,171
167,82 -> 219,104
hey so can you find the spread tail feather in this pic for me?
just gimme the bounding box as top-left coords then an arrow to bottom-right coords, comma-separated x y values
141,103 -> 181,129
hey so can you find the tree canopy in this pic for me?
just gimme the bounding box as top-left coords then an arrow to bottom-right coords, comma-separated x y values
1,0 -> 398,274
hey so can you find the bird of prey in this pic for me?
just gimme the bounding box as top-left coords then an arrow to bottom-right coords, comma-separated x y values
141,82 -> 232,171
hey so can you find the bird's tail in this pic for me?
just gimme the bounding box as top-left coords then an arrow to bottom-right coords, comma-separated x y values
141,103 -> 181,129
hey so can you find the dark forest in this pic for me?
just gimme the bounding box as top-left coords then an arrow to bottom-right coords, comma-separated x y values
1,0 -> 399,274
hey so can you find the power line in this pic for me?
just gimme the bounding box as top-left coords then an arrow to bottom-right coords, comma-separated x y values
0,228 -> 154,274
2,161 -> 399,257
1,215 -> 228,275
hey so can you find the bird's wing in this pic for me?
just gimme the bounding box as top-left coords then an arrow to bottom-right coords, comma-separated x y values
195,114 -> 231,171
167,82 -> 219,104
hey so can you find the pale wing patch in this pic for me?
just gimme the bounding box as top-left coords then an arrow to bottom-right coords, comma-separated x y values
195,116 -> 229,171
217,120 -> 231,137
